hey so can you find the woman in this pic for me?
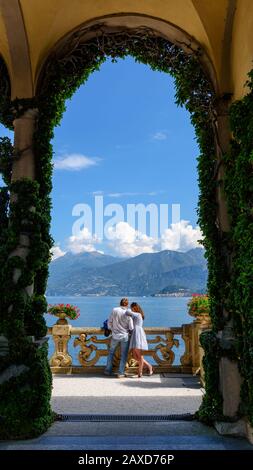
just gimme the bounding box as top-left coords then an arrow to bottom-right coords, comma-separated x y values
127,302 -> 153,377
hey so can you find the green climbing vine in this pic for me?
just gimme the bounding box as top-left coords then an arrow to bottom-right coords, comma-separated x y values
196,330 -> 239,424
1,27 -> 250,437
0,58 -> 53,438
196,70 -> 253,426
223,70 -> 253,426
197,331 -> 223,423
0,178 -> 53,438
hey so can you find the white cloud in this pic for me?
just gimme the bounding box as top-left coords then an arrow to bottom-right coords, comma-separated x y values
51,245 -> 66,261
56,221 -> 202,259
107,220 -> 202,257
161,220 -> 202,252
67,228 -> 100,254
107,222 -> 156,257
54,154 -> 100,171
152,131 -> 168,141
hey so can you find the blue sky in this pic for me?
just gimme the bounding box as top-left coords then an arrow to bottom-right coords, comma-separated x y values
0,56 -> 201,258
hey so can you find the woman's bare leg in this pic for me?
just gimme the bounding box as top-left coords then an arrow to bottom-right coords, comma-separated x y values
132,349 -> 147,376
131,349 -> 139,372
142,358 -> 153,373
133,349 -> 140,373
134,350 -> 144,377
139,356 -> 144,377
132,349 -> 138,361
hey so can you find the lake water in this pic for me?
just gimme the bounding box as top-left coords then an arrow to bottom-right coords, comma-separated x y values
46,296 -> 192,366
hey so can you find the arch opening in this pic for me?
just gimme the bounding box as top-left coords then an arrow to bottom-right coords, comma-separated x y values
0,21 -> 238,440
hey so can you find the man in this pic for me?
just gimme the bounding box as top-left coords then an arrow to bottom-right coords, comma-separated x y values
104,298 -> 134,378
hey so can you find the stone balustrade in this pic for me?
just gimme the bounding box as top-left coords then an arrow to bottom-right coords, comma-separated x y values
47,315 -> 211,378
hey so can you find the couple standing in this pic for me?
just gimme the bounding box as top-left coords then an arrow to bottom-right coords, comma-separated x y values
104,298 -> 153,378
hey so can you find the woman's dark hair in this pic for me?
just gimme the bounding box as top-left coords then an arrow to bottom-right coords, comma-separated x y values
131,302 -> 145,319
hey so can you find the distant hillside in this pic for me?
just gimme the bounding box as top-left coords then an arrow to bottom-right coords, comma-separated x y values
49,251 -> 121,287
47,248 -> 207,296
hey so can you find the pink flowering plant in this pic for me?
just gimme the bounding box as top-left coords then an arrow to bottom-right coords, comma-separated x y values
47,303 -> 80,320
187,294 -> 210,317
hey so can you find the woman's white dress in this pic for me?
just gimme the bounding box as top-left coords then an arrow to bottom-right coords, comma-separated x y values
128,312 -> 148,351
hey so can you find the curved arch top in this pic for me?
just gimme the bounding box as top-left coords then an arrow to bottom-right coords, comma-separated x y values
35,14 -> 218,95
0,1 -> 252,100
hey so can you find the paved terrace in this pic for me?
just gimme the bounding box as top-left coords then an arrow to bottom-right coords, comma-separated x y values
1,374 -> 253,450
51,373 -> 203,415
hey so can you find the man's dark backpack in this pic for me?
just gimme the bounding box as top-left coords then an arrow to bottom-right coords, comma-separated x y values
102,319 -> 111,337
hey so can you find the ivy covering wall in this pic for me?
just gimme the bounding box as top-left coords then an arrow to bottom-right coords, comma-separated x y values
224,71 -> 253,425
0,64 -> 54,438
0,28 -> 252,437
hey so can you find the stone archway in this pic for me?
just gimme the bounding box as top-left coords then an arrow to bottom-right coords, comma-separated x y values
35,14 -> 219,94
0,14 -> 250,441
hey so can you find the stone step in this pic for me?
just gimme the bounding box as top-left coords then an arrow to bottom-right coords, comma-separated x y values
47,419 -> 214,437
1,421 -> 252,450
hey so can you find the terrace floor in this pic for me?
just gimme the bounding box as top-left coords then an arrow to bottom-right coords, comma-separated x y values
1,374 -> 253,450
51,373 -> 203,416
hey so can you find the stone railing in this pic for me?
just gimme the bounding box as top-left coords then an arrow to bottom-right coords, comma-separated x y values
47,315 -> 211,377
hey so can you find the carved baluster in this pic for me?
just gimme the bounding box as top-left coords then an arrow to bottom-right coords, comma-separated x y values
153,331 -> 179,365
180,324 -> 192,367
74,333 -> 108,367
49,324 -> 72,367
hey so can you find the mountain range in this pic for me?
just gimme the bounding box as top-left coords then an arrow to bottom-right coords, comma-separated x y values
47,248 -> 207,296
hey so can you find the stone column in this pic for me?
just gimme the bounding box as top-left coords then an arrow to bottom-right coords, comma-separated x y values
12,108 -> 38,182
218,320 -> 242,418
180,323 -> 193,371
213,97 -> 243,426
0,105 -> 54,439
9,108 -> 38,295
213,96 -> 231,233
